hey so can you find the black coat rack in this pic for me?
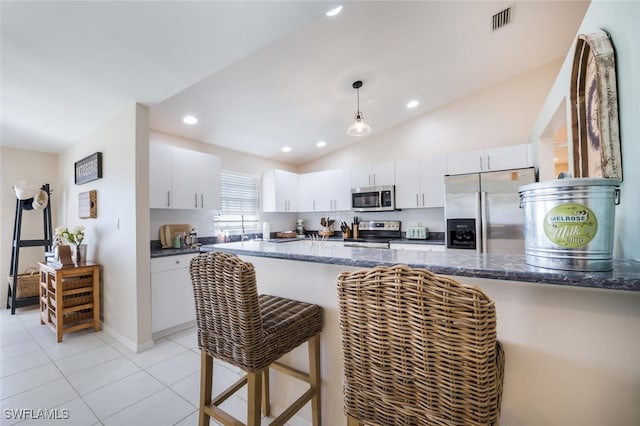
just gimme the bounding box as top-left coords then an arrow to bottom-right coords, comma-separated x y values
6,184 -> 52,314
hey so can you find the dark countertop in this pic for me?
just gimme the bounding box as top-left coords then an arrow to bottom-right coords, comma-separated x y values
198,240 -> 640,292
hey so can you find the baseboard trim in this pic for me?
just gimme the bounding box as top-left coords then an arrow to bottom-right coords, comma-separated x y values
101,321 -> 154,353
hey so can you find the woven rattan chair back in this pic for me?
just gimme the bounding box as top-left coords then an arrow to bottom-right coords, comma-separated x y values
190,251 -> 323,426
190,251 -> 265,371
337,264 -> 504,426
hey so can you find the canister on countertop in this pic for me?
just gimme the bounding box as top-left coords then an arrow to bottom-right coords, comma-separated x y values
519,177 -> 620,271
173,232 -> 183,249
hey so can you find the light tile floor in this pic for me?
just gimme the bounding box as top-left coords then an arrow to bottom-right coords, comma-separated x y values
0,306 -> 272,426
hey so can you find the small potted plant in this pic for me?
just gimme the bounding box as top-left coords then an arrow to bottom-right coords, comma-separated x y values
56,225 -> 86,263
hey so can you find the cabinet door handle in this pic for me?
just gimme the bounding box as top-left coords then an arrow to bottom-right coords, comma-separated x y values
167,191 -> 171,207
422,193 -> 425,206
480,157 -> 483,171
201,194 -> 204,208
487,155 -> 491,170
194,193 -> 198,208
416,194 -> 419,207
313,200 -> 316,211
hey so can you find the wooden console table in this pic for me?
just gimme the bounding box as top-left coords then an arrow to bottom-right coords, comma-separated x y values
38,261 -> 100,342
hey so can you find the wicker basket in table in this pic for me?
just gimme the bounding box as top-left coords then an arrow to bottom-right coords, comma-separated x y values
7,267 -> 39,298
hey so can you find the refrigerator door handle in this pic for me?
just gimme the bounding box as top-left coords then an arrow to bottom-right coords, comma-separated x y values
475,192 -> 482,254
480,191 -> 488,253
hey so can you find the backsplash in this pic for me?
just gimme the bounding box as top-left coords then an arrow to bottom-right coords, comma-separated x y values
150,207 -> 444,240
297,207 -> 445,234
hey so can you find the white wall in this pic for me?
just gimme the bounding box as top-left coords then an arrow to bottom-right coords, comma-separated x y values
0,147 -> 58,307
300,59 -> 562,172
531,1 -> 640,260
58,104 -> 151,351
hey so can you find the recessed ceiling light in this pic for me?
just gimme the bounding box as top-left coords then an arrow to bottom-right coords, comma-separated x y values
406,100 -> 420,109
282,146 -> 292,153
554,157 -> 558,162
182,115 -> 198,125
326,5 -> 343,16
316,141 -> 327,148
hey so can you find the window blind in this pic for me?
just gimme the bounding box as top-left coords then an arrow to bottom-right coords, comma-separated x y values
214,172 -> 260,234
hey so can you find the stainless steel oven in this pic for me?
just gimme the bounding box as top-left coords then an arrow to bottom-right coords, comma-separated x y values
344,220 -> 401,249
351,185 -> 396,212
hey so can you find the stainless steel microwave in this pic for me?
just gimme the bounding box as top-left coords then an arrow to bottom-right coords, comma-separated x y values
351,185 -> 396,212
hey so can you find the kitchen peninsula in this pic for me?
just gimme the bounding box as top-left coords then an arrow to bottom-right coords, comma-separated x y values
196,240 -> 640,426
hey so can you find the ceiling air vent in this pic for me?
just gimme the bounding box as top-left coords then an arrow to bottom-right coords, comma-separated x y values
492,7 -> 511,31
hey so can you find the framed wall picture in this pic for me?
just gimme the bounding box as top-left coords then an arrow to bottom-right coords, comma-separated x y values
569,29 -> 622,181
79,190 -> 97,219
75,152 -> 103,185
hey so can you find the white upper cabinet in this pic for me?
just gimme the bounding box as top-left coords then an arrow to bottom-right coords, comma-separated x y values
395,155 -> 447,208
149,143 -> 172,208
149,143 -> 221,210
196,151 -> 221,210
301,169 -> 351,212
446,144 -> 532,175
351,161 -> 395,187
171,147 -> 200,209
262,169 -> 300,212
329,168 -> 352,211
301,172 -> 324,212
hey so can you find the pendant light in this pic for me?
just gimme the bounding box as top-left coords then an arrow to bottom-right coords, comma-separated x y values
347,80 -> 372,136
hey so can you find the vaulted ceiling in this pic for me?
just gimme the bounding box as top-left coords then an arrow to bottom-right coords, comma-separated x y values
1,1 -> 589,165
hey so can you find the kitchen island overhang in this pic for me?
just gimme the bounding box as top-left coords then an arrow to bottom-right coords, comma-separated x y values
199,240 -> 640,292
193,241 -> 640,426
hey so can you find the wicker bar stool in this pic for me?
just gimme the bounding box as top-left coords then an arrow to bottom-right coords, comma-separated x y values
190,251 -> 323,426
337,264 -> 505,426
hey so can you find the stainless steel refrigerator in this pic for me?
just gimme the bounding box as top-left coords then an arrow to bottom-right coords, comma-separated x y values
444,167 -> 536,254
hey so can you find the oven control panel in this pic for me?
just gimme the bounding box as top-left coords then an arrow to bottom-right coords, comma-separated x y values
359,220 -> 400,231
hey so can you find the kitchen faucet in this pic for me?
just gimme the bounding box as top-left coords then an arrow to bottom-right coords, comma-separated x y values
241,215 -> 248,240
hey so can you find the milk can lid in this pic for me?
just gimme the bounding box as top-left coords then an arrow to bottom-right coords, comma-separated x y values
519,177 -> 621,193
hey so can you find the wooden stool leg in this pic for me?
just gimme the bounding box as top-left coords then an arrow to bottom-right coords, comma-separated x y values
347,415 -> 362,426
309,334 -> 321,426
247,371 -> 263,426
199,351 -> 213,426
262,367 -> 271,417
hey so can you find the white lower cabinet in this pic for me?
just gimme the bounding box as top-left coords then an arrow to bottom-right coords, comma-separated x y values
389,243 -> 446,252
151,254 -> 197,338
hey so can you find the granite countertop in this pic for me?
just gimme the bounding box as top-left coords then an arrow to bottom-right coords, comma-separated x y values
199,240 -> 640,292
